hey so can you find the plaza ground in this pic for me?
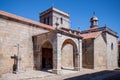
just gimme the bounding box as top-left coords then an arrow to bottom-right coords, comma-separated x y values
0,68 -> 120,80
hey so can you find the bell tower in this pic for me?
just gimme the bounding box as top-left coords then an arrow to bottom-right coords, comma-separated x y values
40,7 -> 70,29
90,15 -> 99,28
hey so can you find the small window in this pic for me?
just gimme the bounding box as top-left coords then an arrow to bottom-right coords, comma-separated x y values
44,18 -> 46,24
61,18 -> 63,24
111,43 -> 113,50
47,17 -> 49,25
85,40 -> 87,51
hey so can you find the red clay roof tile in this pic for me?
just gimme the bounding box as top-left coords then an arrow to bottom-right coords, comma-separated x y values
81,31 -> 102,39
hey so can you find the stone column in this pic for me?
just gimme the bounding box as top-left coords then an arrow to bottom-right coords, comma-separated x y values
74,39 -> 82,71
79,39 -> 82,70
52,33 -> 62,74
74,51 -> 80,71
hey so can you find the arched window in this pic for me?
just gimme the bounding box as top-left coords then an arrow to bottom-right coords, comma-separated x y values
111,43 -> 113,50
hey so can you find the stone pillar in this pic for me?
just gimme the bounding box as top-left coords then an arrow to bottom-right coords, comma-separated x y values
74,39 -> 82,71
79,40 -> 82,70
52,34 -> 62,74
74,52 -> 80,71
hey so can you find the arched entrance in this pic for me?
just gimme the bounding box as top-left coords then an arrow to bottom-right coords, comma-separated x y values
61,39 -> 78,70
41,41 -> 53,69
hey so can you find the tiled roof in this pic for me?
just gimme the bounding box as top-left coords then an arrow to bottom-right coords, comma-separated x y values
81,27 -> 118,38
81,31 -> 102,39
0,10 -> 55,30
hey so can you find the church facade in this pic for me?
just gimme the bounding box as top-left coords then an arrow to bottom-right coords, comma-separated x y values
0,7 -> 119,75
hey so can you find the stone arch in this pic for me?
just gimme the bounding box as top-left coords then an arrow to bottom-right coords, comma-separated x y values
61,39 -> 78,70
41,40 -> 53,69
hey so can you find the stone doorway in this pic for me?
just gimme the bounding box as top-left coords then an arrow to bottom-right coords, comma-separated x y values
42,48 -> 53,69
41,41 -> 53,70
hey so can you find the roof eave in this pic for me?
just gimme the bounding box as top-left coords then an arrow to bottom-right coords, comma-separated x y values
0,10 -> 55,31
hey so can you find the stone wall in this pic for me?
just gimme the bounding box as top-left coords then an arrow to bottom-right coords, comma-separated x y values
94,34 -> 106,69
106,33 -> 118,69
53,12 -> 70,28
61,43 -> 74,69
118,41 -> 120,67
82,38 -> 94,69
0,18 -> 49,74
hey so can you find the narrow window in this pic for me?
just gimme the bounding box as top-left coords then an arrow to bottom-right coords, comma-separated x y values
85,40 -> 87,51
44,18 -> 46,24
111,43 -> 113,50
61,18 -> 63,24
47,17 -> 49,25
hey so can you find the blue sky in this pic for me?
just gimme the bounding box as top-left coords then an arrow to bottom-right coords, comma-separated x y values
0,0 -> 120,39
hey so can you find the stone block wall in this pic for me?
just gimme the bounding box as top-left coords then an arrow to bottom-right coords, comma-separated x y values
94,34 -> 106,69
53,12 -> 70,28
61,43 -> 74,69
0,18 -> 48,74
106,33 -> 118,69
82,38 -> 94,69
118,42 -> 120,67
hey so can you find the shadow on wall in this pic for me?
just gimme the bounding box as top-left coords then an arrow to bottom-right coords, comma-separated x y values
64,69 -> 120,80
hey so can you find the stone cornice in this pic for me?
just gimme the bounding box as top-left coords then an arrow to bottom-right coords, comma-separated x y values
81,27 -> 118,38
57,29 -> 83,39
40,7 -> 70,18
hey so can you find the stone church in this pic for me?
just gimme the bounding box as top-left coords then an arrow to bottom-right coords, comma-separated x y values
81,16 -> 118,69
0,7 -> 119,75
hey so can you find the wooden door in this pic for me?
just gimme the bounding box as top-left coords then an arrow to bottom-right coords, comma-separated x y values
42,48 -> 53,69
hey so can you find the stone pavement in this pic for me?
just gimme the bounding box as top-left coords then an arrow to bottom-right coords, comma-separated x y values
0,70 -> 54,80
0,69 -> 120,80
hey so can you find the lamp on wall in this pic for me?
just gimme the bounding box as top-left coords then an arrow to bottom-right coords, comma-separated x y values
55,17 -> 59,29
55,22 -> 59,28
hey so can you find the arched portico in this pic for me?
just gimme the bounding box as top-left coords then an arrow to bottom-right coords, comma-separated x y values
61,39 -> 78,70
33,31 -> 82,74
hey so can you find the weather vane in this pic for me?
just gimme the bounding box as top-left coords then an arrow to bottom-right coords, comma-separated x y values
78,26 -> 80,31
93,11 -> 95,16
